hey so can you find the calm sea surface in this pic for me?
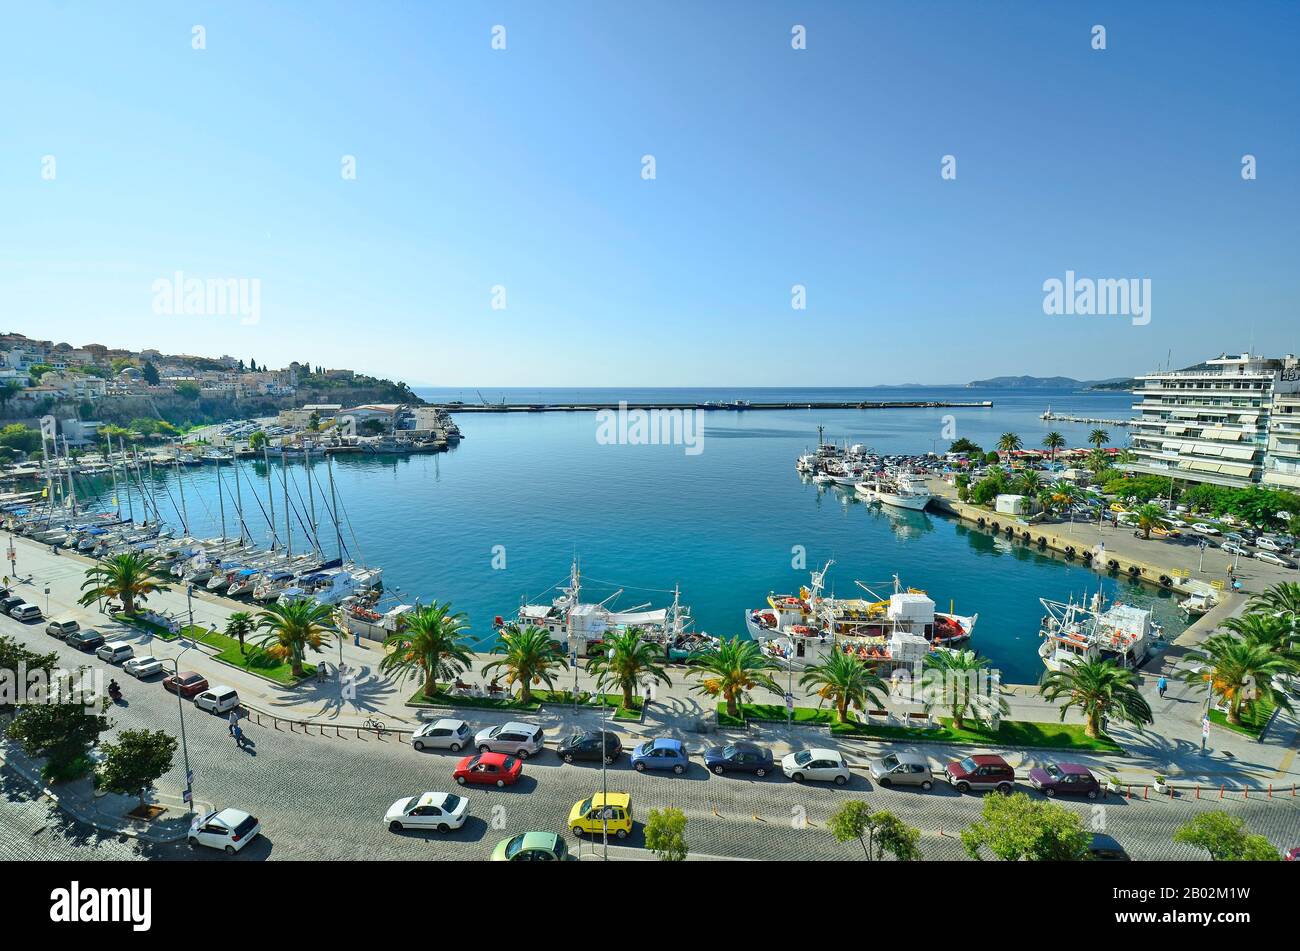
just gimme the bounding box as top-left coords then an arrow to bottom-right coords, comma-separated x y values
74,386 -> 1186,684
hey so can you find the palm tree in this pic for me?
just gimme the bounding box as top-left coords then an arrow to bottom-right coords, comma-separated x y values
1182,633 -> 1295,725
584,626 -> 673,709
482,623 -> 568,705
1042,431 -> 1066,465
78,552 -> 171,616
921,650 -> 1007,730
1221,613 -> 1299,666
254,599 -> 340,678
1248,582 -> 1300,640
1086,447 -> 1111,475
686,636 -> 780,720
799,651 -> 887,724
1088,428 -> 1110,449
1050,480 -> 1079,519
379,601 -> 475,697
1039,658 -> 1153,738
1134,502 -> 1166,540
996,433 -> 1022,460
225,611 -> 255,655
1015,469 -> 1042,498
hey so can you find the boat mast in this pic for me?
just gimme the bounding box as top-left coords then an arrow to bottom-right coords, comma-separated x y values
173,454 -> 190,536
107,433 -> 121,519
116,434 -> 134,523
216,454 -> 227,540
304,445 -> 320,556
326,454 -> 343,560
281,453 -> 292,559
263,444 -> 279,550
62,435 -> 77,517
233,457 -> 246,546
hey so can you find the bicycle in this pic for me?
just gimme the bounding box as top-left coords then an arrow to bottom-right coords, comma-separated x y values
362,717 -> 387,733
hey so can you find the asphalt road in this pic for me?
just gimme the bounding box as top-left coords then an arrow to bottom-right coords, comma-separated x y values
4,612 -> 1300,862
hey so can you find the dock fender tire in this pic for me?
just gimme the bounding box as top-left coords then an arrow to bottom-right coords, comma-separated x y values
1128,565 -> 1140,577
1159,575 -> 1172,587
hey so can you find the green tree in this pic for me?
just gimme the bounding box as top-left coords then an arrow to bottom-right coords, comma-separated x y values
799,651 -> 887,724
225,612 -> 255,655
78,552 -> 171,616
1015,468 -> 1042,498
644,807 -> 688,861
0,636 -> 58,716
1181,632 -> 1294,726
1086,447 -> 1112,476
1173,812 -> 1280,861
584,626 -> 673,709
686,636 -> 780,721
1039,658 -> 1153,738
921,649 -> 1007,729
174,382 -> 201,400
829,802 -> 922,860
379,601 -> 475,697
961,791 -> 1090,861
1088,428 -> 1109,448
1248,582 -> 1300,642
249,430 -> 268,450
0,423 -> 42,455
996,432 -> 1022,457
482,624 -> 568,705
948,438 -> 983,456
96,729 -> 177,808
1221,612 -> 1299,665
5,672 -> 110,782
0,381 -> 21,409
141,361 -> 160,385
1134,502 -> 1166,539
1042,431 -> 1066,464
254,599 -> 340,678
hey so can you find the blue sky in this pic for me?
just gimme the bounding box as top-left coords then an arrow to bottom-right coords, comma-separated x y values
3,1 -> 1297,386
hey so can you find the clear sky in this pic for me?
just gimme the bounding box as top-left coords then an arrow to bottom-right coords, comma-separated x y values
3,1 -> 1297,386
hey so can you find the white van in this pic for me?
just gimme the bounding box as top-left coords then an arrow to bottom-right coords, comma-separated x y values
96,641 -> 135,664
195,686 -> 241,715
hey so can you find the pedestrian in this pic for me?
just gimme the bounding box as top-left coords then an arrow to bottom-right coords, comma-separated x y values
233,724 -> 244,749
228,709 -> 239,735
1157,676 -> 1168,699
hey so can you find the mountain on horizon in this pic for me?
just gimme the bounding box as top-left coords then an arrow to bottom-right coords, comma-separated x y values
965,375 -> 1135,390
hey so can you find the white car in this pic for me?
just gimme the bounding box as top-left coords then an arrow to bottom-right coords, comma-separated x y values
188,808 -> 261,854
96,641 -> 135,664
195,686 -> 241,714
1221,543 -> 1252,558
384,791 -> 469,833
474,721 -> 545,758
123,655 -> 164,678
781,748 -> 851,785
1256,537 -> 1286,553
1192,523 -> 1221,536
1255,551 -> 1297,569
411,717 -> 471,752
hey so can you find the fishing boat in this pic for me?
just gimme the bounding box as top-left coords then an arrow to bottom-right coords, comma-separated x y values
1178,590 -> 1217,617
857,471 -> 932,511
1038,592 -> 1153,672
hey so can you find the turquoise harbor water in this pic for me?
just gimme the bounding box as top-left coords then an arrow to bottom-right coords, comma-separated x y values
69,387 -> 1185,684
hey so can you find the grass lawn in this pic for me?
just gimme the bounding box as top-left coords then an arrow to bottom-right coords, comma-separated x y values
408,685 -> 542,712
111,612 -> 198,641
1208,698 -> 1276,739
192,626 -> 314,685
828,715 -> 1124,753
716,703 -> 836,726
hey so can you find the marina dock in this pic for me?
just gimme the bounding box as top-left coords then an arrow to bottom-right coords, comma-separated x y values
437,399 -> 994,413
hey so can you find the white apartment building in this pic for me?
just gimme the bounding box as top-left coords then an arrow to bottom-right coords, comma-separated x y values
1127,352 -> 1300,489
1264,391 -> 1300,492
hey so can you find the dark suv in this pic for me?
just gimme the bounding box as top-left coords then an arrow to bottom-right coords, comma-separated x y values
556,730 -> 622,764
944,754 -> 1015,794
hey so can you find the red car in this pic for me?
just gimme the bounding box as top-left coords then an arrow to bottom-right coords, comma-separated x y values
163,671 -> 209,699
944,754 -> 1016,794
454,751 -> 522,788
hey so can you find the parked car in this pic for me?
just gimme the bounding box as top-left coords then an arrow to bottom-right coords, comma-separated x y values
66,629 -> 106,652
630,737 -> 689,774
1222,542 -> 1252,557
869,750 -> 935,790
45,619 -> 80,639
1088,832 -> 1130,861
0,596 -> 26,616
703,741 -> 774,776
490,831 -> 572,862
453,751 -> 522,787
1224,532 -> 1250,546
781,748 -> 851,785
95,641 -> 135,664
384,791 -> 468,833
195,686 -> 240,714
1256,536 -> 1286,553
187,808 -> 261,854
163,671 -> 210,698
474,721 -> 545,759
556,730 -> 622,764
11,604 -> 42,622
1028,762 -> 1101,799
1192,523 -> 1221,536
124,655 -> 165,678
1256,551 -> 1297,569
568,792 -> 633,838
411,717 -> 471,752
944,754 -> 1015,794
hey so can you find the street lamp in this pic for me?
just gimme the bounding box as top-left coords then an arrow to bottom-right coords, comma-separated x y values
601,646 -> 614,862
186,584 -> 195,644
161,641 -> 197,816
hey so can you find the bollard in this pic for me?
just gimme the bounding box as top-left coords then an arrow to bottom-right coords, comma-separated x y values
1268,784 -> 1272,799
1126,785 -> 1131,800
1219,784 -> 1224,799
1244,787 -> 1248,799
1196,785 -> 1201,799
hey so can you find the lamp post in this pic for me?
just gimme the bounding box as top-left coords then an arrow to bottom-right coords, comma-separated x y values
162,642 -> 197,816
186,584 -> 196,644
601,646 -> 614,862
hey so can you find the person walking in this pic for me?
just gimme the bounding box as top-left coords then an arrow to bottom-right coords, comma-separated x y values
1157,675 -> 1168,699
233,724 -> 245,749
228,709 -> 239,736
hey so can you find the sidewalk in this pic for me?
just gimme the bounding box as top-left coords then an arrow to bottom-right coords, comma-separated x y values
8,531 -> 1297,790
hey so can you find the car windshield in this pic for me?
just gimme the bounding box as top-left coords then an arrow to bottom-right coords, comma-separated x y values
1044,764 -> 1061,779
958,757 -> 978,772
881,754 -> 899,769
793,750 -> 812,766
488,726 -> 502,738
504,834 -> 527,858
442,794 -> 463,812
578,797 -> 593,814
502,757 -> 518,771
722,745 -> 737,758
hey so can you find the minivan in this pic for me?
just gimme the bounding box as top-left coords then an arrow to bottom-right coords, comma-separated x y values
195,686 -> 241,715
96,641 -> 135,664
11,603 -> 42,622
1257,537 -> 1285,553
46,619 -> 81,639
944,754 -> 1016,794
474,721 -> 546,758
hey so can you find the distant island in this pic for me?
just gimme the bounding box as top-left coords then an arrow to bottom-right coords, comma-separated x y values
964,375 -> 1136,391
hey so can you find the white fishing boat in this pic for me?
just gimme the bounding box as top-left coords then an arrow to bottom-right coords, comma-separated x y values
870,471 -> 933,511
1179,591 -> 1217,617
1038,592 -> 1153,672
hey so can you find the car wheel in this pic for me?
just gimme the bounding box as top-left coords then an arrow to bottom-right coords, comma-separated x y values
188,837 -> 199,848
224,845 -> 236,855
634,761 -> 646,772
478,744 -> 491,754
516,749 -> 530,760
449,742 -> 462,752
564,753 -> 575,763
437,824 -> 450,833
616,829 -> 628,840
879,777 -> 892,787
921,780 -> 933,791
495,779 -> 506,788
712,764 -> 725,775
413,741 -> 425,751
1087,789 -> 1098,800
572,826 -> 584,836
389,821 -> 403,832
791,772 -> 805,783
604,756 -> 616,765
834,774 -> 848,786
956,781 -> 971,794
996,783 -> 1012,795
755,768 -> 767,777
673,764 -> 685,775
455,775 -> 467,785
1044,787 -> 1056,797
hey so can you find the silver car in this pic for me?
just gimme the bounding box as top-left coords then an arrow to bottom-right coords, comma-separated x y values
869,751 -> 934,790
474,721 -> 545,759
411,718 -> 472,752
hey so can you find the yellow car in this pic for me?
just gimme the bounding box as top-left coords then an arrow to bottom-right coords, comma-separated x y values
568,792 -> 633,839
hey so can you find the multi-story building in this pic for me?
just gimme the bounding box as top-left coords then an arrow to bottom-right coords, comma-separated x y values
1264,392 -> 1300,492
1127,352 -> 1300,489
